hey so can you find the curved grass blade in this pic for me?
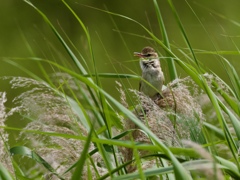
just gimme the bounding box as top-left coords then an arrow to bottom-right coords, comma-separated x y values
217,97 -> 240,141
211,77 -> 240,115
10,146 -> 64,180
22,1 -> 107,130
203,122 -> 225,140
220,57 -> 240,100
216,156 -> 240,178
0,163 -> 13,180
23,0 -> 87,75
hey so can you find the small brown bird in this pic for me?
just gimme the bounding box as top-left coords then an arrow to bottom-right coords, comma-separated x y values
134,47 -> 165,99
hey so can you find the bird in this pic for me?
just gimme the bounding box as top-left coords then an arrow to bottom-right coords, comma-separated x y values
134,46 -> 165,99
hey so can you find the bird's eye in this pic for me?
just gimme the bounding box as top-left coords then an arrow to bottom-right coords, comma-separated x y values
145,54 -> 151,57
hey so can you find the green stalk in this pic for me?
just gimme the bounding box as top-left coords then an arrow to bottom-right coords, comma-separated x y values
153,0 -> 178,80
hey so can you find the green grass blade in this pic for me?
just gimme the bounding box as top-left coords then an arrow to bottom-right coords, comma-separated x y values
217,98 -> 240,141
153,0 -> 177,80
23,0 -> 87,75
113,166 -> 174,180
221,57 -> 240,100
0,163 -> 13,180
216,156 -> 240,178
10,146 -> 63,180
201,79 -> 240,169
166,0 -> 200,68
71,128 -> 93,180
203,122 -> 225,140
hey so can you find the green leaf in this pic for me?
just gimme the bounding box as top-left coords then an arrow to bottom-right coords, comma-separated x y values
0,163 -> 13,180
71,128 -> 93,180
153,0 -> 177,80
10,146 -> 64,180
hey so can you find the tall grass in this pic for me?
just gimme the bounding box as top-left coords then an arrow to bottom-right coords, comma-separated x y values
0,0 -> 240,179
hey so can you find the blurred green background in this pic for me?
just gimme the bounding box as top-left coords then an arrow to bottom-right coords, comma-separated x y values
1,0 -> 240,99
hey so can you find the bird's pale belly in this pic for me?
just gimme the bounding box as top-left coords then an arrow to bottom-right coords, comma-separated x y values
140,71 -> 164,98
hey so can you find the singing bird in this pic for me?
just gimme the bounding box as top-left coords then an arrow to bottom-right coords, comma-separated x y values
134,46 -> 165,99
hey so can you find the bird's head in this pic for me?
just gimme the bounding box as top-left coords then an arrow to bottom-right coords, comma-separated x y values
134,46 -> 158,60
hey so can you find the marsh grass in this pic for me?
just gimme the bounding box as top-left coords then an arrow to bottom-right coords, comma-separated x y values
0,0 -> 240,179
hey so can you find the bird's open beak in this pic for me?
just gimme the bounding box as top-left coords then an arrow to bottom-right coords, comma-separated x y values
134,52 -> 143,57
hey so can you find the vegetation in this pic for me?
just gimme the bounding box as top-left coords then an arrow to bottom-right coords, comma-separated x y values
0,0 -> 240,179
